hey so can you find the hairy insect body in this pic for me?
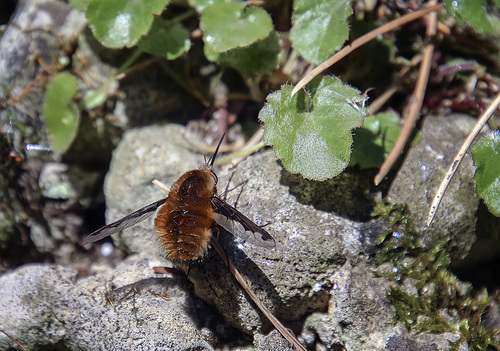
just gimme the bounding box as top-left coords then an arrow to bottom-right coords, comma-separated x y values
155,168 -> 217,260
82,134 -> 275,256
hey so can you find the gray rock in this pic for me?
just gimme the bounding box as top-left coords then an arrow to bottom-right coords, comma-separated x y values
95,121 -> 483,349
39,163 -> 76,200
0,254 -> 215,350
254,330 -> 295,350
100,124 -> 366,335
4,113 -> 485,349
101,124 -> 201,258
0,0 -> 88,248
0,0 -> 116,253
37,161 -> 101,249
300,262 -> 461,350
0,0 -> 87,150
39,162 -> 101,203
388,114 -> 480,261
0,0 -> 121,165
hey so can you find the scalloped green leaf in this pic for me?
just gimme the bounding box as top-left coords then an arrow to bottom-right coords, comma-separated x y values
351,112 -> 401,168
82,76 -> 116,110
188,0 -> 231,13
290,0 -> 352,65
68,0 -> 88,12
138,17 -> 191,59
444,0 -> 500,34
259,76 -> 365,180
209,32 -> 280,76
471,131 -> 500,216
86,0 -> 169,48
43,72 -> 80,153
200,2 -> 273,53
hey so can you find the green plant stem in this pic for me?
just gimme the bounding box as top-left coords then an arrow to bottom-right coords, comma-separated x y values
170,9 -> 196,24
158,60 -> 210,107
214,141 -> 265,166
117,48 -> 144,75
488,116 -> 498,130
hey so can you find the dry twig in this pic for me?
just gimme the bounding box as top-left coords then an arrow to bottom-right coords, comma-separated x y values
0,330 -> 28,351
214,127 -> 266,168
211,238 -> 306,351
291,3 -> 444,97
152,179 -> 306,350
374,0 -> 439,185
426,91 -> 500,226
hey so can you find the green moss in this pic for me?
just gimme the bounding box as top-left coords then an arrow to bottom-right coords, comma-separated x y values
0,132 -> 28,243
373,201 -> 500,350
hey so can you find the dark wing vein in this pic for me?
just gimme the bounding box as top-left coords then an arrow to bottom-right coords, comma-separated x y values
210,196 -> 275,248
82,198 -> 167,244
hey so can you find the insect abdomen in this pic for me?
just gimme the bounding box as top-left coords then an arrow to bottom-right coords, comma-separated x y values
154,169 -> 217,260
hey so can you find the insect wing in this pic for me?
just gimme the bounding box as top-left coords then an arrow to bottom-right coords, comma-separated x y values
211,196 -> 275,248
82,198 -> 167,244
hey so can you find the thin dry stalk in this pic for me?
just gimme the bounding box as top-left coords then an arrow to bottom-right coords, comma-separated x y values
0,330 -> 28,351
211,238 -> 307,351
152,180 -> 305,349
374,0 -> 439,185
426,91 -> 500,226
215,127 -> 266,167
291,3 -> 444,97
368,85 -> 399,115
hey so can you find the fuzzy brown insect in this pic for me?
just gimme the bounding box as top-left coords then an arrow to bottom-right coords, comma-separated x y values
154,166 -> 218,260
83,135 -> 275,259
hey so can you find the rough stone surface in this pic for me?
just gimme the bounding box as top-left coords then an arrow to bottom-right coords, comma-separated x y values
0,0 -> 121,165
95,122 -> 480,349
0,4 -> 487,345
299,262 -> 459,350
0,254 -> 215,350
0,0 -> 87,149
102,124 -> 370,334
36,161 -> 102,253
389,114 -> 480,262
255,330 -> 295,350
0,0 -> 118,259
101,124 -> 202,258
1,117 -> 485,349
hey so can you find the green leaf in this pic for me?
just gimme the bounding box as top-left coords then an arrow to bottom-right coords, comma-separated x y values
68,0 -> 88,11
351,112 -> 402,168
82,76 -> 117,110
290,0 -> 352,65
444,0 -> 499,34
259,76 -> 365,180
43,72 -> 80,153
138,17 -> 191,59
188,0 -> 231,13
471,132 -> 500,216
45,184 -> 71,200
86,0 -> 170,48
200,2 -> 273,53
487,12 -> 500,33
211,31 -> 280,76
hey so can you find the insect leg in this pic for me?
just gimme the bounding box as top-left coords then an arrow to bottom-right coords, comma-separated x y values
219,170 -> 248,207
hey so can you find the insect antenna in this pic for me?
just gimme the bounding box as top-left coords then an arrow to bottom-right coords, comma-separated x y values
207,133 -> 225,167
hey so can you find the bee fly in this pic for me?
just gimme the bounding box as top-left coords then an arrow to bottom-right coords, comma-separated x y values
82,135 -> 275,260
